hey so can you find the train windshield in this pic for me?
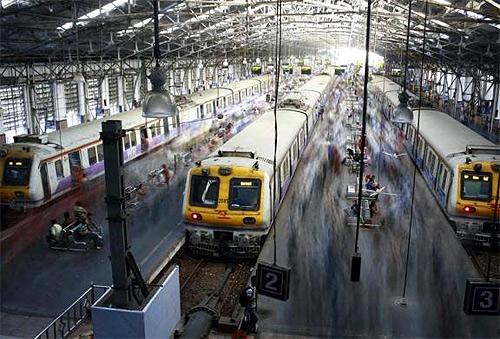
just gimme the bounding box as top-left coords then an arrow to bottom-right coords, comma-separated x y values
229,178 -> 261,211
190,175 -> 219,207
3,158 -> 32,186
461,172 -> 492,201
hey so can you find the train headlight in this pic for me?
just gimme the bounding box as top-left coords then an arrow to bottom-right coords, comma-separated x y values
463,206 -> 476,213
191,212 -> 202,221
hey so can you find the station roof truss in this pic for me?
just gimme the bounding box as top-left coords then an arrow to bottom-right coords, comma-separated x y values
0,0 -> 499,76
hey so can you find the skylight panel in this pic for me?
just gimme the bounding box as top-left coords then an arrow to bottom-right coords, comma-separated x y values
57,0 -> 129,32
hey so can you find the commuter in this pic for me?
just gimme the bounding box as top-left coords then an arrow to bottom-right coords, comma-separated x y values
161,164 -> 172,187
369,201 -> 380,218
238,277 -> 258,333
73,201 -> 89,226
365,175 -> 380,191
49,219 -> 63,241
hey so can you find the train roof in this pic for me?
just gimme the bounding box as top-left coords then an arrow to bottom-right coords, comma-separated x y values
411,109 -> 496,158
205,74 -> 334,175
5,75 -> 273,154
209,108 -> 307,173
371,76 -> 418,107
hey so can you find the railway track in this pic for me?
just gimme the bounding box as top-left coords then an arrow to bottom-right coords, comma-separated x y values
463,242 -> 500,279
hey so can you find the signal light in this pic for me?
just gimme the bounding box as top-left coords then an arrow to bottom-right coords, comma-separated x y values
191,212 -> 202,221
463,206 -> 476,213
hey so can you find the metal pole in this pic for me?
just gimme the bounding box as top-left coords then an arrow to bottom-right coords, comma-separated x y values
489,83 -> 498,135
486,174 -> 500,281
351,0 -> 372,282
101,120 -> 130,307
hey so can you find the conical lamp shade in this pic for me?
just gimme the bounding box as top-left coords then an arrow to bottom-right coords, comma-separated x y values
242,58 -> 247,65
392,103 -> 414,123
142,89 -> 178,118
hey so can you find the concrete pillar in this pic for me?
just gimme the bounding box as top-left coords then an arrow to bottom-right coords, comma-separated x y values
101,77 -> 110,114
53,81 -> 67,124
77,81 -> 88,123
117,75 -> 125,112
23,84 -> 38,134
489,83 -> 499,133
133,73 -> 141,102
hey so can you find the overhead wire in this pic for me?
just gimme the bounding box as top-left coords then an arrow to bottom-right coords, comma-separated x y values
401,0 -> 429,301
272,0 -> 283,266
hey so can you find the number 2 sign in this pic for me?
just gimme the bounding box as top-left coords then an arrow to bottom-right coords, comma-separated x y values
463,279 -> 500,315
256,262 -> 291,301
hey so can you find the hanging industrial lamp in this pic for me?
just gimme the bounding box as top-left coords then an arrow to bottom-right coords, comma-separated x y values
142,0 -> 178,118
255,57 -> 261,64
242,57 -> 248,65
197,60 -> 203,69
391,0 -> 414,124
392,92 -> 414,123
223,59 -> 229,68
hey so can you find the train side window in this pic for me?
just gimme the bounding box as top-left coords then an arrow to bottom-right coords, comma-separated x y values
130,131 -> 137,147
88,147 -> 98,165
150,124 -> 157,138
280,154 -> 290,184
440,168 -> 448,191
292,141 -> 298,163
423,145 -> 429,168
417,137 -> 424,158
55,159 -> 64,178
97,144 -> 104,162
123,134 -> 131,150
436,163 -> 443,188
155,122 -> 161,136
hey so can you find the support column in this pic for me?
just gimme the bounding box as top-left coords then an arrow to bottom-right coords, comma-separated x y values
77,81 -> 88,123
23,83 -> 38,135
101,77 -> 110,116
101,120 -> 130,307
489,83 -> 499,134
117,75 -> 125,112
53,81 -> 68,129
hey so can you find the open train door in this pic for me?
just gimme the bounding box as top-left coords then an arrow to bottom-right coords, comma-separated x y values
68,150 -> 84,186
40,162 -> 51,200
140,127 -> 149,151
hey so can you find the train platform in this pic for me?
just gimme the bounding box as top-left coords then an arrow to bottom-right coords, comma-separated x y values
254,101 -> 499,337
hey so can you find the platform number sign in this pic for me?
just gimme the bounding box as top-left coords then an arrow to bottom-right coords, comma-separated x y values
463,279 -> 500,315
256,262 -> 290,301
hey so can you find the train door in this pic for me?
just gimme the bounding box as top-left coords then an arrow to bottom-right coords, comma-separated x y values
199,104 -> 204,119
40,162 -> 51,200
68,151 -> 83,185
140,127 -> 149,151
212,101 -> 217,116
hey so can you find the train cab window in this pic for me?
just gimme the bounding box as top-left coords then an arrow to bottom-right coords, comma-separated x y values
461,172 -> 492,201
229,178 -> 261,211
190,175 -> 219,208
130,132 -> 137,147
3,158 -> 32,186
96,144 -> 104,162
88,147 -> 98,165
55,159 -> 64,178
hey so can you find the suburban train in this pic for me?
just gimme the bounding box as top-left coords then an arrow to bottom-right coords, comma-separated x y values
0,75 -> 274,209
182,72 -> 336,257
371,76 -> 500,246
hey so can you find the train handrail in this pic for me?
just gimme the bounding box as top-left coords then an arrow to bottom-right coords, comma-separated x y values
33,284 -> 110,339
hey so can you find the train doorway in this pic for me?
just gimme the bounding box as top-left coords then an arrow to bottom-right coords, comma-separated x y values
140,127 -> 149,151
68,151 -> 83,185
40,163 -> 51,200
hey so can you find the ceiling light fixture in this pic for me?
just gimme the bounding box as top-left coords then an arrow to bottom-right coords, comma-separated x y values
392,0 -> 414,123
142,0 -> 178,118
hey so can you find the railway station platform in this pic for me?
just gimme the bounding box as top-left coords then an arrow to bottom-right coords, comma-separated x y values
255,98 -> 499,338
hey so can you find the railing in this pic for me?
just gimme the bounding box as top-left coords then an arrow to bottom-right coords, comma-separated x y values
34,284 -> 110,339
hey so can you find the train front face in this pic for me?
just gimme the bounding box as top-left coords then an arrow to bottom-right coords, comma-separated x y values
455,160 -> 500,244
183,162 -> 269,258
0,146 -> 34,207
